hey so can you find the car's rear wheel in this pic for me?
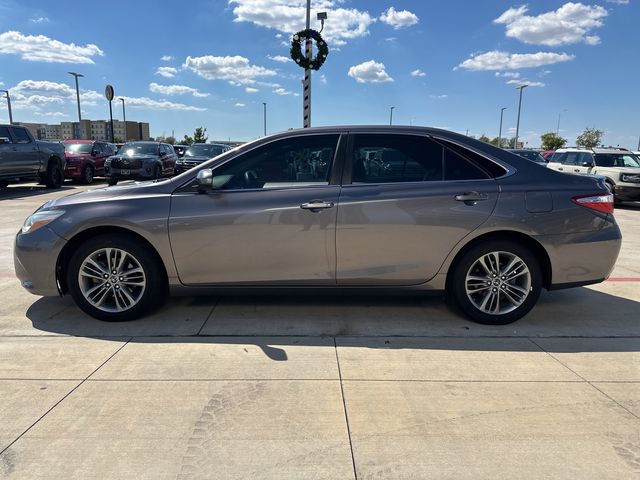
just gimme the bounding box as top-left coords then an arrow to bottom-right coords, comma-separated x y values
107,178 -> 118,186
153,165 -> 161,180
449,240 -> 541,325
44,162 -> 63,188
67,234 -> 167,321
82,164 -> 94,184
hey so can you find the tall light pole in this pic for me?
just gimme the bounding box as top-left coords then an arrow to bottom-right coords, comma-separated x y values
262,102 -> 267,136
119,98 -> 126,141
389,106 -> 395,125
514,84 -> 528,148
555,109 -> 567,136
498,107 -> 507,148
68,71 -> 84,138
0,90 -> 12,124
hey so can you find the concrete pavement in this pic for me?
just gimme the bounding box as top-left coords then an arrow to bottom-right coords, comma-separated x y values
0,181 -> 639,479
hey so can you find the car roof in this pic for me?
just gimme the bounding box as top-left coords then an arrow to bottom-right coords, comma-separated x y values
593,148 -> 631,154
63,139 -> 94,143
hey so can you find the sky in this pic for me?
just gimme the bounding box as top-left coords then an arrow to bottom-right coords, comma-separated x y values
0,0 -> 638,148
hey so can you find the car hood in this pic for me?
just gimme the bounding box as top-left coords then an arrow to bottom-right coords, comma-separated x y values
44,181 -> 166,208
109,154 -> 158,161
180,155 -> 211,162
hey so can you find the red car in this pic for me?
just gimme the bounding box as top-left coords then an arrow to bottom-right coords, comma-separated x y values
62,140 -> 115,184
542,150 -> 556,161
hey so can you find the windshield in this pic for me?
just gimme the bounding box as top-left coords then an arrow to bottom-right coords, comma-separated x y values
185,144 -> 224,157
595,153 -> 640,168
64,143 -> 93,154
118,143 -> 158,156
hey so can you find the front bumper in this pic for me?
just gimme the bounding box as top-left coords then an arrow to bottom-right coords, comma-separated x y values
64,165 -> 84,178
105,166 -> 155,180
14,226 -> 67,296
613,185 -> 640,202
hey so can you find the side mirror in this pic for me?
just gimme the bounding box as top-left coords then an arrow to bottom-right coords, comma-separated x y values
196,169 -> 213,193
91,149 -> 99,156
159,151 -> 166,157
582,161 -> 594,167
0,137 -> 10,145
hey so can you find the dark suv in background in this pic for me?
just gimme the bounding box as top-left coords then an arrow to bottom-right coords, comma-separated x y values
105,141 -> 177,185
175,143 -> 231,174
0,124 -> 65,189
63,140 -> 115,184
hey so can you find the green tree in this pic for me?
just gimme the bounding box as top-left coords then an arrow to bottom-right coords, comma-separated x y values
576,128 -> 604,149
193,127 -> 208,143
164,136 -> 176,145
180,135 -> 193,145
478,134 -> 491,143
540,132 -> 567,150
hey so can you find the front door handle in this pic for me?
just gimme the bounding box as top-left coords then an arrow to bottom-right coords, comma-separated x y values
558,167 -> 564,171
454,192 -> 489,205
300,200 -> 334,211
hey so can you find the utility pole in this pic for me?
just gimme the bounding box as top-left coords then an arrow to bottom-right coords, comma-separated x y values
389,106 -> 394,125
556,109 -> 567,136
68,72 -> 84,138
303,0 -> 312,128
498,107 -> 507,148
514,84 -> 528,148
119,98 -> 126,141
262,102 -> 267,136
0,90 -> 12,124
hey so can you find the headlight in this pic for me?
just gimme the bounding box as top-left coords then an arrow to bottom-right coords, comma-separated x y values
620,174 -> 640,183
22,210 -> 65,234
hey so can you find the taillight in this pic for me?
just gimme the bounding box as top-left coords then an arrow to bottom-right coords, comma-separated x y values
571,193 -> 614,214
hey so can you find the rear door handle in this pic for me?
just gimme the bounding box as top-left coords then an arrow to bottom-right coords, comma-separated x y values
558,167 -> 564,171
300,200 -> 334,211
454,192 -> 489,204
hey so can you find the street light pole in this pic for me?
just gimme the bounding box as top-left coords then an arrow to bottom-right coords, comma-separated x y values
498,107 -> 507,148
0,90 -> 13,124
262,102 -> 267,136
68,72 -> 84,138
303,0 -> 312,128
389,106 -> 395,125
556,109 -> 567,136
119,98 -> 126,141
514,84 -> 528,148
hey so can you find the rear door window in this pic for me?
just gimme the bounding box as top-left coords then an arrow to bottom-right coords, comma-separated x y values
0,126 -> 11,142
10,127 -> 31,144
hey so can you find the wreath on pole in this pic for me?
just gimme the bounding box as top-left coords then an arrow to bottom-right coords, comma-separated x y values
290,29 -> 329,71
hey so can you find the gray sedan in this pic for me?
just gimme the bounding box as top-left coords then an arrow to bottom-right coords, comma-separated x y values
14,126 -> 621,325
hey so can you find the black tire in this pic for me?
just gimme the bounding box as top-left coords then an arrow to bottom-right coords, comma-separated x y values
107,178 -> 118,186
82,164 -> 95,184
448,240 -> 542,325
0,181 -> 7,189
44,161 -> 63,188
66,234 -> 167,321
153,165 -> 161,180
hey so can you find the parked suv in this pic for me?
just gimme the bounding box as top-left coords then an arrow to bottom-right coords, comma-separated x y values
547,148 -> 640,203
104,141 -> 176,185
63,140 -> 115,184
175,143 -> 231,174
0,124 -> 65,189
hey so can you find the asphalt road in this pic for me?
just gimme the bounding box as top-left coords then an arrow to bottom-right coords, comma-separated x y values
1,180 -> 639,479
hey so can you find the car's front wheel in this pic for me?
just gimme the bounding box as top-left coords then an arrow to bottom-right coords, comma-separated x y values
449,240 -> 542,325
82,164 -> 94,184
67,234 -> 167,321
107,178 -> 118,186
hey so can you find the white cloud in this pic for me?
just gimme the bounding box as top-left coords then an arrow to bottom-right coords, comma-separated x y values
538,69 -> 552,77
229,0 -> 375,46
155,66 -> 178,78
0,31 -> 104,64
273,87 -> 299,96
606,0 -> 629,4
379,7 -> 419,29
429,94 -> 448,99
494,3 -> 608,46
319,74 -> 327,84
160,55 -> 174,61
183,55 -> 276,85
234,103 -> 246,107
245,87 -> 259,93
495,71 -> 520,78
268,54 -> 291,63
149,82 -> 209,97
411,69 -> 426,77
506,79 -> 546,87
8,79 -> 102,110
385,37 -> 397,42
457,51 -> 574,71
34,111 -> 68,117
120,96 -> 206,112
30,16 -> 49,24
348,60 -> 393,83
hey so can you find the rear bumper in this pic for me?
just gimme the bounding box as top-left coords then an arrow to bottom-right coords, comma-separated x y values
536,220 -> 622,288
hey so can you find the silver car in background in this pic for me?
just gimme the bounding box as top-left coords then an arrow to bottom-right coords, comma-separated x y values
14,126 -> 621,325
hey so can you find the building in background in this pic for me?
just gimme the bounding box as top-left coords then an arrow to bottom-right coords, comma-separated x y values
15,120 -> 151,141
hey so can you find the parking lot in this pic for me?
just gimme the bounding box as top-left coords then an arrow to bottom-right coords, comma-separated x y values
0,181 -> 639,479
